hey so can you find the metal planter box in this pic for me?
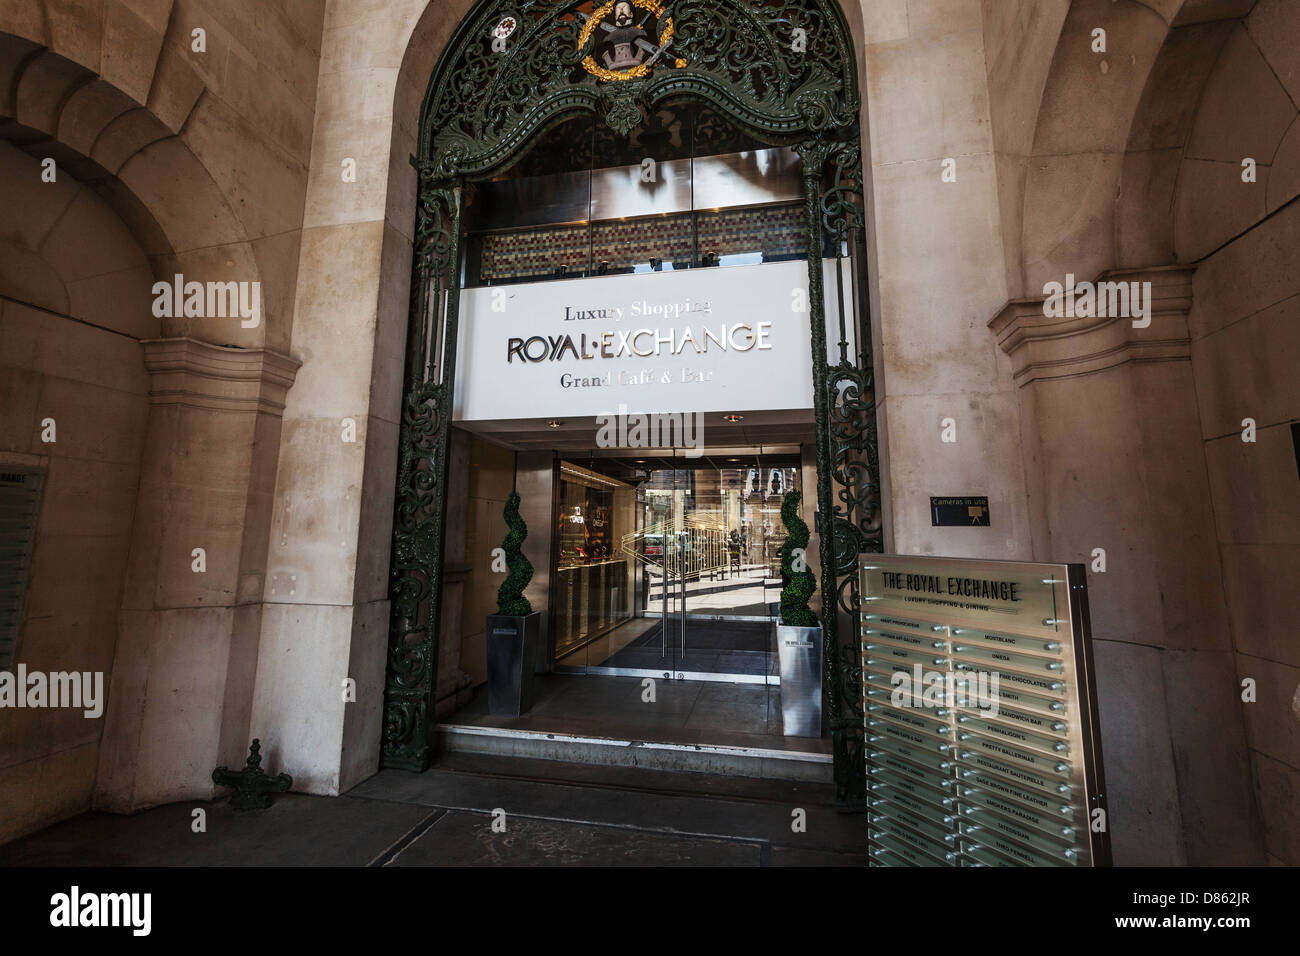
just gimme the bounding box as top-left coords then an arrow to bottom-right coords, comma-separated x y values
486,611 -> 541,716
776,624 -> 823,737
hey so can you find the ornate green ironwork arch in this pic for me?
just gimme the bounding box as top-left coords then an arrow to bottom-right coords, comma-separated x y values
417,0 -> 861,179
384,0 -> 882,807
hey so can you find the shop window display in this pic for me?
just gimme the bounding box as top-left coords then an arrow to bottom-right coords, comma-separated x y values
552,463 -> 635,658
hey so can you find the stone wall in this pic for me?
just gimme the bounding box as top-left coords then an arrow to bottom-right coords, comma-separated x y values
0,0 -> 325,835
0,141 -> 154,844
1190,199 -> 1300,866
975,0 -> 1298,864
461,434 -> 516,688
1172,0 -> 1300,866
856,0 -> 1034,560
248,0 -> 475,795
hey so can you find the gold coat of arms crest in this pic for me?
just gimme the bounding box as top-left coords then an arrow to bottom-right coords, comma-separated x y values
579,0 -> 686,81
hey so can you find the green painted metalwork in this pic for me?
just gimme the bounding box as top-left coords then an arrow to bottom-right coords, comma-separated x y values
383,181 -> 464,771
796,133 -> 881,804
417,0 -> 860,174
818,138 -> 884,804
382,0 -> 882,799
211,740 -> 293,811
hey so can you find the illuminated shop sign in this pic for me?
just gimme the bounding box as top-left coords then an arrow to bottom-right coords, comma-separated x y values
454,258 -> 851,422
562,298 -> 712,322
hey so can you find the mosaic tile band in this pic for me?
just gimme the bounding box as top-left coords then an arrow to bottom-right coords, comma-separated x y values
477,203 -> 805,281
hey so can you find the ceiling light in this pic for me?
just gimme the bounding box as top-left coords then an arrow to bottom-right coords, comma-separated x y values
723,414 -> 743,423
548,421 -> 562,428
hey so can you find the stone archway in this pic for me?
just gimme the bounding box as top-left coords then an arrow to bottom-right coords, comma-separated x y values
378,0 -> 882,803
0,13 -> 285,349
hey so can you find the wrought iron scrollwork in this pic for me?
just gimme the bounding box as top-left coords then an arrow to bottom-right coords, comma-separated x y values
419,0 -> 859,177
823,140 -> 882,804
795,133 -> 882,805
382,178 -> 463,770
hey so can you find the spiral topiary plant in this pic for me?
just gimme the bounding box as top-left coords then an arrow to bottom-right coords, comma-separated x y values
777,490 -> 819,627
496,490 -> 534,616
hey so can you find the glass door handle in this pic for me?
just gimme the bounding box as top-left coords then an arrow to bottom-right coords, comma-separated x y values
679,566 -> 687,660
661,566 -> 668,658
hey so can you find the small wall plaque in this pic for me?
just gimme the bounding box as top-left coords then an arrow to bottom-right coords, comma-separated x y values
931,496 -> 990,526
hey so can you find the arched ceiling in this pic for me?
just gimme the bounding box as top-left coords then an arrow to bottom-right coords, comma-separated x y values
0,0 -> 318,350
987,0 -> 1298,297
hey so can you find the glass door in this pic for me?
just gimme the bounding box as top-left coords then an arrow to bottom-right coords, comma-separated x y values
550,461 -> 637,673
669,462 -> 794,682
555,466 -> 697,680
552,457 -> 799,684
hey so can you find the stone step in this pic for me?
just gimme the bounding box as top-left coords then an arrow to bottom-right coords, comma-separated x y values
435,723 -> 833,783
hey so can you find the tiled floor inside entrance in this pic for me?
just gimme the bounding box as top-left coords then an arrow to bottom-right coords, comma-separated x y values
645,563 -> 782,616
450,673 -> 822,752
560,619 -> 777,677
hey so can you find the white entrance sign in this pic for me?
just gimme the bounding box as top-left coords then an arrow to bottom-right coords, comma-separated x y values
453,259 -> 853,422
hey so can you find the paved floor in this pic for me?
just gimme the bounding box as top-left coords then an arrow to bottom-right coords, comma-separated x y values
0,752 -> 867,866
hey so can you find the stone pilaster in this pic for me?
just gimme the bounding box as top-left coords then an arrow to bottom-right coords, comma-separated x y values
95,339 -> 299,812
990,266 -> 1263,865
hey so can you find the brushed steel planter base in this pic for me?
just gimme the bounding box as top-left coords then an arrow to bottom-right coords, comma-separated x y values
777,624 -> 823,737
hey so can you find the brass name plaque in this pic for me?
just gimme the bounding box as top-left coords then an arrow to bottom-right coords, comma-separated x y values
862,554 -> 1109,867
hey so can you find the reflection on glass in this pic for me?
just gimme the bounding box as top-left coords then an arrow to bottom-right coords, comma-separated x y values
637,465 -> 802,618
552,457 -> 802,680
459,99 -> 812,287
552,463 -> 635,660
